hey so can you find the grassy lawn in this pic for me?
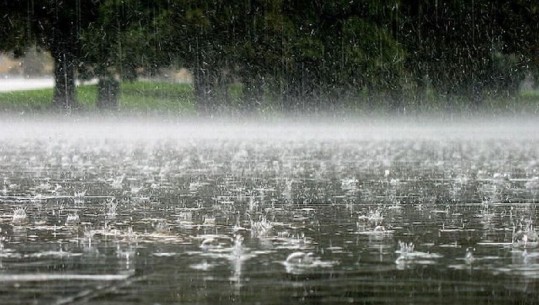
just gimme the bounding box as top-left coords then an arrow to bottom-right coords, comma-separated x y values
1,79 -> 538,115
0,87 -> 55,112
119,81 -> 195,114
0,81 -> 196,114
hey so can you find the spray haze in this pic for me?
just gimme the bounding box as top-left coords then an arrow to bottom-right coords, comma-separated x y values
1,115 -> 538,142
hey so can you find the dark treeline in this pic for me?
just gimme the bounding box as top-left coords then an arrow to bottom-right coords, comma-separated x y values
1,0 -> 538,113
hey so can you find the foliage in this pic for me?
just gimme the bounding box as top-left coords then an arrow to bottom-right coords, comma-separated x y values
80,0 -> 169,81
0,0 -> 102,109
1,0 -> 539,113
399,0 -> 539,106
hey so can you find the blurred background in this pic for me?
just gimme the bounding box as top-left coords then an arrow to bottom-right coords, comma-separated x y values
1,1 -> 538,115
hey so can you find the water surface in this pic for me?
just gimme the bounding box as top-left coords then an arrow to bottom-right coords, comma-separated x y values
1,118 -> 538,304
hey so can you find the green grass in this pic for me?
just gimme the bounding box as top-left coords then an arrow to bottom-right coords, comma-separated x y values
0,81 -> 196,114
1,80 -> 539,116
119,81 -> 195,114
0,88 -> 54,112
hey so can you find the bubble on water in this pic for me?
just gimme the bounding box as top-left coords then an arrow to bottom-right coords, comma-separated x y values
283,251 -> 336,274
465,247 -> 476,264
200,235 -> 233,251
285,251 -> 315,265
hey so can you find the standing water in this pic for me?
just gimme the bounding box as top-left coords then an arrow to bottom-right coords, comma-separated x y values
1,118 -> 539,304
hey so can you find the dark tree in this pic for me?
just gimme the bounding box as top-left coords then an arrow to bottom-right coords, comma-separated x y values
399,0 -> 539,108
1,0 -> 101,110
4,0 -> 538,114
155,0 -> 233,114
80,0 -> 170,110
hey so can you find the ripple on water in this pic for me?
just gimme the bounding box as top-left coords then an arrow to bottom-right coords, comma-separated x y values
0,124 -> 539,304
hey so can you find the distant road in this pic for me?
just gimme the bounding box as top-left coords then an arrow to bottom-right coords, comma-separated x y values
0,78 -> 97,92
0,78 -> 54,92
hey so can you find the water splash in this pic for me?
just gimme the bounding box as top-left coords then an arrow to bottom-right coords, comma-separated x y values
73,191 -> 86,204
513,220 -> 539,249
250,215 -> 273,238
65,213 -> 80,226
105,198 -> 117,219
395,241 -> 442,267
283,251 -> 336,274
11,207 -> 28,225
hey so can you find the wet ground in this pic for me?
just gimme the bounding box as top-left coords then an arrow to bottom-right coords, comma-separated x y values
1,119 -> 539,304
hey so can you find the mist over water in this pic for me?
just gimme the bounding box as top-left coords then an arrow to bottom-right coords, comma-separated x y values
1,116 -> 539,304
2,115 -> 539,141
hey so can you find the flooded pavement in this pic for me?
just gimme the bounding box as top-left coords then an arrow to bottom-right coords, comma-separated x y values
1,119 -> 539,304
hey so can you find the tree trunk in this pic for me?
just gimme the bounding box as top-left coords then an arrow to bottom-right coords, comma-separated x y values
194,68 -> 209,114
97,77 -> 120,110
388,86 -> 404,114
282,83 -> 299,113
242,72 -> 264,113
470,83 -> 484,110
282,64 -> 302,113
51,48 -> 78,110
194,67 -> 218,115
